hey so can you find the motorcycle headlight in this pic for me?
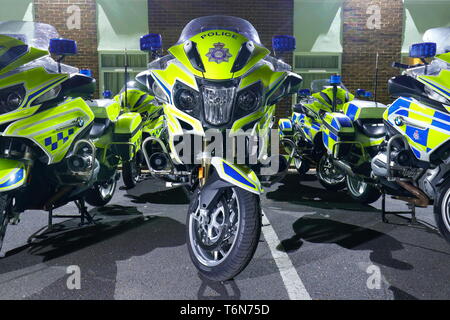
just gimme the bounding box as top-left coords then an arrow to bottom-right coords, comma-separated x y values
0,84 -> 26,114
202,85 -> 236,126
236,82 -> 262,112
174,83 -> 200,112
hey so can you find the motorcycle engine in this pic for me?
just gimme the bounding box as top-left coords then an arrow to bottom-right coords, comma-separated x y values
372,149 -> 423,180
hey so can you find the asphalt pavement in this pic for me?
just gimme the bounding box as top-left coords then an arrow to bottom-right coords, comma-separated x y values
0,171 -> 449,300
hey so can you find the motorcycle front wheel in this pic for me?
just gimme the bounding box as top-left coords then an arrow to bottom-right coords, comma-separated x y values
0,194 -> 12,256
434,181 -> 450,243
122,155 -> 142,189
186,187 -> 261,281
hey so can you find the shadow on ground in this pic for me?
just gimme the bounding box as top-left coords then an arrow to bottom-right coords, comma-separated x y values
267,173 -> 379,212
0,205 -> 186,299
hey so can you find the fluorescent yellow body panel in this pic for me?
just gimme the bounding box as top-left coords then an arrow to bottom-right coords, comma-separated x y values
89,99 -> 121,121
418,69 -> 450,100
0,68 -> 67,125
168,30 -> 270,80
0,159 -> 27,192
3,98 -> 95,164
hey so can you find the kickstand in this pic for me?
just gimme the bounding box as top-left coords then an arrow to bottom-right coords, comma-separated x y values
27,199 -> 95,244
381,193 -> 418,226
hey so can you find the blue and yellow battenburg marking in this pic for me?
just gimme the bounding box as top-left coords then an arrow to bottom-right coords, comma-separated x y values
44,128 -> 76,151
386,97 -> 450,161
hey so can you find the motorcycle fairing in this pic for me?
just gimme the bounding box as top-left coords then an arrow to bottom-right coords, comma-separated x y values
385,96 -> 450,162
417,69 -> 450,101
210,157 -> 262,195
0,159 -> 27,192
0,67 -> 67,125
168,30 -> 270,80
2,97 -> 95,164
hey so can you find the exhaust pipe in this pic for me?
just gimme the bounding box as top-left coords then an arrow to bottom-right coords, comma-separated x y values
395,179 -> 429,207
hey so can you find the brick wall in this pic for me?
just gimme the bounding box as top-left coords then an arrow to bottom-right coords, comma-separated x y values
147,0 -> 294,119
342,0 -> 404,104
34,0 -> 99,96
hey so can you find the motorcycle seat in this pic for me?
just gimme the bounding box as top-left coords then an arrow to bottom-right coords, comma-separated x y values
355,119 -> 386,138
89,118 -> 112,139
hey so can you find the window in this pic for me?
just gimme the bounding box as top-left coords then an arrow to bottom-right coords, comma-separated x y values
99,52 -> 148,95
294,53 -> 341,90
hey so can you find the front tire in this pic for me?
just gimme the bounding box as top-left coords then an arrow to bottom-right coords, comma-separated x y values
186,187 -> 261,281
434,181 -> 450,243
122,156 -> 142,189
346,175 -> 381,204
0,194 -> 12,254
85,177 -> 117,207
316,156 -> 346,191
294,157 -> 310,176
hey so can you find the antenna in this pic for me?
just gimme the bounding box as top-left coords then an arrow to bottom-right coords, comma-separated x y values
373,52 -> 379,107
124,48 -> 129,110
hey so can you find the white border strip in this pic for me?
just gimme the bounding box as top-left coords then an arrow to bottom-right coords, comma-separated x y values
261,211 -> 312,300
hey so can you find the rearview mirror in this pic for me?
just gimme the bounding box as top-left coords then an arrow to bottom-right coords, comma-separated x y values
49,38 -> 77,56
409,42 -> 436,58
272,35 -> 296,54
140,33 -> 163,52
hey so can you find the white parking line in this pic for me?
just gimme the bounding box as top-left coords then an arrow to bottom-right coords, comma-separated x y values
261,211 -> 312,300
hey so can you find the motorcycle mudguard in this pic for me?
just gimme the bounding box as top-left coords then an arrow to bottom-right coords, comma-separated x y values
0,159 -> 27,192
211,157 -> 263,195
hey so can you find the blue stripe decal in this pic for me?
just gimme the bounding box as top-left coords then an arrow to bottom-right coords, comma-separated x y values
153,75 -> 172,104
346,104 -> 358,121
331,119 -> 339,130
323,133 -> 329,146
223,162 -> 255,189
405,126 -> 429,146
24,78 -> 64,107
0,168 -> 24,188
312,124 -> 321,131
431,119 -> 450,132
433,110 -> 450,123
388,98 -> 412,116
421,78 -> 450,98
337,116 -> 352,128
329,132 -> 338,141
411,147 -> 421,159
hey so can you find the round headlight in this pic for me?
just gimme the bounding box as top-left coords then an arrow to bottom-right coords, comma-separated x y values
237,90 -> 258,111
6,92 -> 22,109
176,89 -> 196,110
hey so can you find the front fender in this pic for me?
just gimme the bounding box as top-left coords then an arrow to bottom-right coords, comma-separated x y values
210,157 -> 263,195
0,159 -> 28,192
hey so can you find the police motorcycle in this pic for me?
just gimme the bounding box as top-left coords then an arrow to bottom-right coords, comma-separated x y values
371,27 -> 450,243
134,16 -> 302,281
0,21 -> 142,255
280,74 -> 387,202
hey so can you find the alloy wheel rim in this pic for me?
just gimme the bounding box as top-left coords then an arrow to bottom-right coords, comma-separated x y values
189,189 -> 240,267
442,189 -> 450,231
347,176 -> 367,196
319,157 -> 345,185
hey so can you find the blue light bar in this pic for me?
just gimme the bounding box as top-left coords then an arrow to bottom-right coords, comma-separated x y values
356,89 -> 366,97
49,38 -> 77,56
409,42 -> 437,58
103,90 -> 112,99
272,35 -> 296,53
329,75 -> 341,85
365,91 -> 373,98
140,33 -> 162,52
80,69 -> 92,77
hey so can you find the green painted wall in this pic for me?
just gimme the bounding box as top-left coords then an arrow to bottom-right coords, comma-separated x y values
0,0 -> 33,21
294,0 -> 343,53
97,0 -> 149,51
403,0 -> 450,52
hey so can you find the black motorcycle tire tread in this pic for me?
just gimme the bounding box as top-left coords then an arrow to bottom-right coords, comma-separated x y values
0,194 -> 10,244
186,187 -> 261,282
85,180 -> 117,207
122,161 -> 138,189
434,180 -> 450,243
346,176 -> 381,204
